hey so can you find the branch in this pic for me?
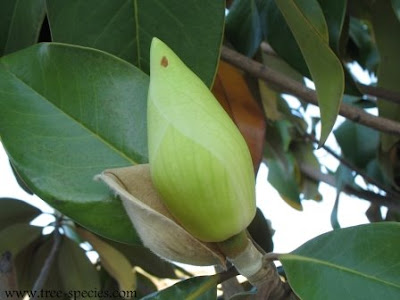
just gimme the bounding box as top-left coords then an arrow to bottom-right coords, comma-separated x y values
299,163 -> 400,214
305,134 -> 400,198
260,41 -> 400,105
221,46 -> 400,136
31,226 -> 62,298
358,84 -> 400,105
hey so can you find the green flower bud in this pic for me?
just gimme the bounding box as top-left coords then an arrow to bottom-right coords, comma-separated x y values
147,38 -> 256,242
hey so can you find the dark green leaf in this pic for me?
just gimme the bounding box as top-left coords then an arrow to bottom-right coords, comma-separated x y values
348,17 -> 379,73
264,121 -> 301,209
57,237 -> 101,296
365,159 -> 387,186
266,153 -> 301,209
47,0 -> 224,87
9,161 -> 34,194
275,0 -> 344,144
281,222 -> 400,300
142,276 -> 218,300
334,120 -> 378,169
392,0 -> 400,22
0,198 -> 41,230
368,1 -> 400,151
317,0 -> 346,52
0,0 -> 45,56
247,208 -> 274,253
15,235 -> 66,297
0,44 -> 147,244
291,142 -> 322,201
263,0 -> 310,77
317,0 -> 362,96
335,164 -> 355,190
331,165 -> 355,229
225,0 -> 262,57
0,223 -> 42,256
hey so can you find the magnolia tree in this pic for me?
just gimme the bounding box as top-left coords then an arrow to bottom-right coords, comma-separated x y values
1,0 -> 400,299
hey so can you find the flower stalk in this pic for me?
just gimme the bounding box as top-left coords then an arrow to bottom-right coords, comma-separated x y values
218,231 -> 292,299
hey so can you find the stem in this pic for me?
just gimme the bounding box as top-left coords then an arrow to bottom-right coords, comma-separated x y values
218,232 -> 291,299
220,46 -> 400,136
299,163 -> 400,213
358,84 -> 400,105
215,265 -> 243,298
226,236 -> 264,280
32,226 -> 62,298
305,133 -> 400,198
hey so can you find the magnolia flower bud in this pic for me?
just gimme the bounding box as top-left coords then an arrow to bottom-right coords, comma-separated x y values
147,38 -> 256,242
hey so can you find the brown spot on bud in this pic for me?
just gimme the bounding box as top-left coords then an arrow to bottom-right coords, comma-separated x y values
161,56 -> 168,67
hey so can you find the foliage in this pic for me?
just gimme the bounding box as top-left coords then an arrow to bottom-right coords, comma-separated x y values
1,0 -> 400,299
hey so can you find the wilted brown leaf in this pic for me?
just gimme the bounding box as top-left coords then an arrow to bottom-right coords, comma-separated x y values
212,60 -> 266,172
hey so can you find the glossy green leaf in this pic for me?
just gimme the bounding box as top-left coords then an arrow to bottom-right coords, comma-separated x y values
369,1 -> 400,151
365,159 -> 387,187
225,0 -> 262,57
348,17 -> 379,73
258,51 -> 305,118
334,120 -> 379,169
275,0 -> 344,144
266,152 -> 301,210
264,1 -> 358,95
264,120 -> 301,209
281,222 -> 400,300
46,0 -> 224,87
331,165 -> 354,229
0,43 -> 149,244
292,142 -> 322,201
392,0 -> 400,21
9,162 -> 34,195
317,0 -> 362,96
142,276 -> 218,300
264,0 -> 309,77
58,237 -> 100,296
0,0 -> 45,56
0,198 -> 41,229
0,223 -> 42,256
